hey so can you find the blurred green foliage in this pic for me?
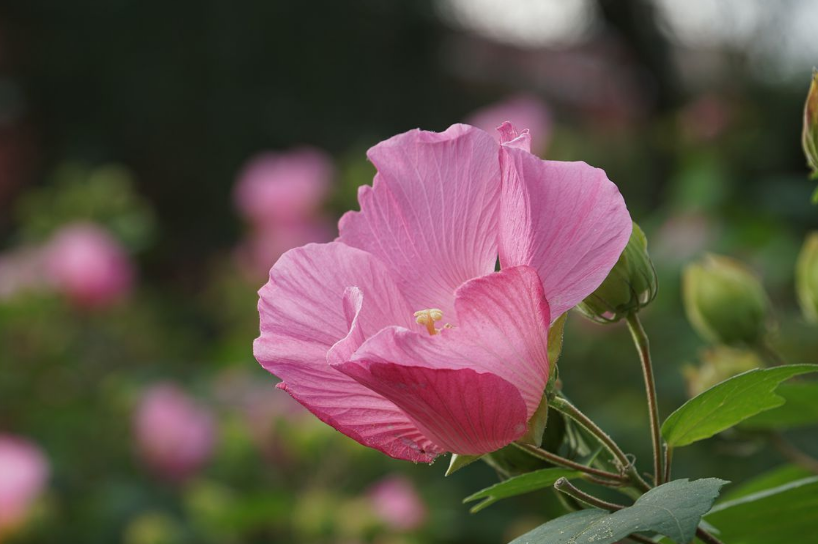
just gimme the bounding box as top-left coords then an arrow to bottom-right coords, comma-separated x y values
0,1 -> 817,543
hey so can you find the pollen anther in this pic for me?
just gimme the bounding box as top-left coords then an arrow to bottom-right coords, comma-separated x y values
414,308 -> 443,335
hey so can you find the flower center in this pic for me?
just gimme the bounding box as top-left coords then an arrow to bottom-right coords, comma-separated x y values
413,308 -> 443,336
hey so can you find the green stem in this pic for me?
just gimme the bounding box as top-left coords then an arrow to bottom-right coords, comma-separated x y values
554,478 -> 627,511
513,442 -> 627,485
555,478 -> 723,544
626,312 -> 664,485
696,527 -> 726,544
551,396 -> 651,492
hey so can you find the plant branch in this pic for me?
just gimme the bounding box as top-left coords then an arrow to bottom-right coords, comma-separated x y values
553,477 -> 627,511
551,396 -> 652,492
555,478 -> 721,544
626,312 -> 664,485
513,442 -> 627,485
695,527 -> 726,544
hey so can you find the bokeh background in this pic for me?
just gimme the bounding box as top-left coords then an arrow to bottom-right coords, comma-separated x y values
1,1 -> 817,543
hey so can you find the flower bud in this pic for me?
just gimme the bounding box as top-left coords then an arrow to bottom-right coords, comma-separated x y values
796,232 -> 818,323
682,254 -> 771,346
577,222 -> 657,323
803,70 -> 818,179
683,346 -> 763,397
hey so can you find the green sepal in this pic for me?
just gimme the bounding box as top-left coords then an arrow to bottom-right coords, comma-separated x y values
445,453 -> 482,476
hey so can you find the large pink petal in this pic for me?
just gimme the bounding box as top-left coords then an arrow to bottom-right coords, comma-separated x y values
338,124 -> 501,318
334,266 -> 550,455
499,141 -> 632,319
254,242 -> 442,462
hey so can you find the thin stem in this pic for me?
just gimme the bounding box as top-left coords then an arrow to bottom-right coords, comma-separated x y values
554,478 -> 723,544
554,477 -> 627,511
663,445 -> 673,483
626,312 -> 664,486
771,433 -> 818,473
513,442 -> 626,485
552,396 -> 652,492
696,527 -> 726,544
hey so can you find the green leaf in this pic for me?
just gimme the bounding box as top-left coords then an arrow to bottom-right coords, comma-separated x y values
463,468 -> 580,513
446,453 -> 482,476
706,476 -> 818,544
509,478 -> 727,544
519,395 -> 550,447
740,382 -> 818,429
661,364 -> 818,448
720,464 -> 812,502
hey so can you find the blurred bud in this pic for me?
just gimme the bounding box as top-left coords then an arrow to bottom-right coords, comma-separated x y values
577,222 -> 657,323
683,346 -> 763,397
367,476 -> 427,532
683,254 -> 771,346
803,70 -> 818,179
134,383 -> 215,483
123,512 -> 182,544
233,147 -> 334,227
0,435 -> 49,538
796,232 -> 818,323
466,94 -> 552,153
45,222 -> 134,308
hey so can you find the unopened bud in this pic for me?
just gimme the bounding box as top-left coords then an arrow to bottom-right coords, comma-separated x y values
682,254 -> 771,346
796,232 -> 818,323
577,222 -> 657,323
683,346 -> 763,397
803,70 -> 818,179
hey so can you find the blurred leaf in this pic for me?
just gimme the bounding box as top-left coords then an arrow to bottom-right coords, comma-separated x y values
509,478 -> 727,544
15,162 -> 156,250
740,382 -> 818,430
721,464 -> 812,502
662,365 -> 818,448
463,468 -> 580,513
706,477 -> 818,544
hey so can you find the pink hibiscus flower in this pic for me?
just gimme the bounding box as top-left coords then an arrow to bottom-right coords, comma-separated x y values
0,435 -> 49,536
233,147 -> 334,228
254,123 -> 631,462
45,223 -> 134,308
368,475 -> 427,532
134,383 -> 215,482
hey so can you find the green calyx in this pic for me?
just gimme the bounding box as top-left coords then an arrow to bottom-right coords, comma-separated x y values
577,222 -> 657,324
803,70 -> 818,176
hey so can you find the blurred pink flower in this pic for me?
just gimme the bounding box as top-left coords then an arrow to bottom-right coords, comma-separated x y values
0,435 -> 49,536
45,223 -> 134,308
0,247 -> 47,301
236,219 -> 334,279
255,123 -> 631,461
466,95 -> 552,153
134,383 -> 215,482
368,476 -> 426,532
233,147 -> 334,228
